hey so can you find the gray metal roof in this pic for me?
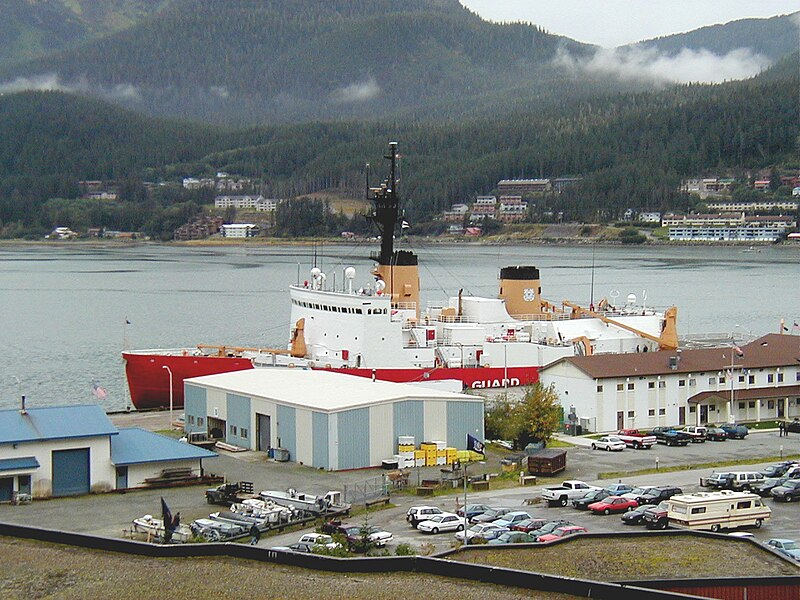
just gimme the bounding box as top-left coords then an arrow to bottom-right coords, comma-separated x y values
0,405 -> 117,445
111,428 -> 217,466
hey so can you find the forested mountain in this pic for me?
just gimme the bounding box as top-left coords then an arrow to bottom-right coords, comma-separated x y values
0,0 -> 593,125
1,0 -> 168,68
1,60 -> 796,238
634,13 -> 800,61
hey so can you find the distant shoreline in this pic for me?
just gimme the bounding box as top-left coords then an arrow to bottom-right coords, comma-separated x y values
0,236 -> 797,249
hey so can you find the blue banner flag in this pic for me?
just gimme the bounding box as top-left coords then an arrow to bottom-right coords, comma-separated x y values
467,433 -> 485,456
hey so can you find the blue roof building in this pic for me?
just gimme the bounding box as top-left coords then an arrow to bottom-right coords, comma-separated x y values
0,404 -> 216,501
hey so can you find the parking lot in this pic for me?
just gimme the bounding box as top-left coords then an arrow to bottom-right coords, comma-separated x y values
1,425 -> 799,554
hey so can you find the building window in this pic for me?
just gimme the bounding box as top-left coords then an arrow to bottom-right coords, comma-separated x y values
768,400 -> 775,409
648,409 -> 655,416
230,425 -> 238,436
597,384 -> 603,393
648,382 -> 655,389
796,372 -> 800,382
748,401 -> 755,409
738,375 -> 745,383
689,379 -> 696,387
678,379 -> 686,387
627,383 -> 635,391
617,383 -> 624,392
739,402 -> 746,409
777,373 -> 784,383
767,374 -> 774,383
748,375 -> 755,384
198,417 -> 204,427
659,408 -> 666,416
188,415 -> 195,425
719,377 -> 725,385
627,410 -> 635,418
708,377 -> 716,385
658,381 -> 666,388
241,428 -> 248,439
689,406 -> 696,413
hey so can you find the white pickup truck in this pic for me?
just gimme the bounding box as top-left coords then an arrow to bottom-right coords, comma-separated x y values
541,480 -> 601,507
681,426 -> 707,443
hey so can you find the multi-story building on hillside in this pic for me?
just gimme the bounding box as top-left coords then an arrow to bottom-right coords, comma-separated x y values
497,179 -> 551,195
214,195 -> 266,210
665,213 -> 795,242
470,196 -> 497,221
705,200 -> 798,213
497,195 -> 528,223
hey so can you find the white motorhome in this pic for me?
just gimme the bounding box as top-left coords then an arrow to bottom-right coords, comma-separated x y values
667,490 -> 771,532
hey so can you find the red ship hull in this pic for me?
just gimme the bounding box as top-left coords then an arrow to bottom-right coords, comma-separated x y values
123,352 -> 538,410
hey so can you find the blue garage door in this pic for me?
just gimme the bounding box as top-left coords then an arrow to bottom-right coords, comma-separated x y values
52,448 -> 90,496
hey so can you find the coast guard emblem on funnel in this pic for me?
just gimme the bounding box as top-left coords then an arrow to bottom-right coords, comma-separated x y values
523,288 -> 535,302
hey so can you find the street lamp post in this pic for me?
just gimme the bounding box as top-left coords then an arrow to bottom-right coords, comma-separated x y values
162,365 -> 174,426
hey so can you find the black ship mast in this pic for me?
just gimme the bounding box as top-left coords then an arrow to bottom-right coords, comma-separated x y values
368,142 -> 416,267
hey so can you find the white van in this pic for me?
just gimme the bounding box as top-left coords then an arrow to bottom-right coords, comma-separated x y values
667,490 -> 771,532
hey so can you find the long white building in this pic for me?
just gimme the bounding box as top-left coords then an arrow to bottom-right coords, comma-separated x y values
540,334 -> 800,433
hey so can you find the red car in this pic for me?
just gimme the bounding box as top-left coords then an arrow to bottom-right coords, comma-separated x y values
537,525 -> 588,543
588,496 -> 639,515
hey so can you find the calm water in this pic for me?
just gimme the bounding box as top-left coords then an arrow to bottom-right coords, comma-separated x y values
1,242 -> 798,411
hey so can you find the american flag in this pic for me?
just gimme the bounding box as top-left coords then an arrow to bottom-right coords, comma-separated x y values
733,345 -> 744,357
92,382 -> 108,400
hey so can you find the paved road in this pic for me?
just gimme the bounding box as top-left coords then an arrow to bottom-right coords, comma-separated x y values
1,429 -> 799,554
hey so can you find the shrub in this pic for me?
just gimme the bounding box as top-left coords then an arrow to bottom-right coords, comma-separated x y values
394,543 -> 417,556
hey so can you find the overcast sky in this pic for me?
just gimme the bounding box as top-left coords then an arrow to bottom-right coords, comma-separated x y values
459,1 -> 800,47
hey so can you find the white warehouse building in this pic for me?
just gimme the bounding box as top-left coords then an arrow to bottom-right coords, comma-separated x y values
183,369 -> 484,470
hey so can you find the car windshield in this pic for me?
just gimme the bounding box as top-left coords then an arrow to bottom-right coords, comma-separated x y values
629,487 -> 648,494
783,541 -> 799,550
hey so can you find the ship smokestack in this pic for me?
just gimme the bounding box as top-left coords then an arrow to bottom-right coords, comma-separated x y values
498,266 -> 542,317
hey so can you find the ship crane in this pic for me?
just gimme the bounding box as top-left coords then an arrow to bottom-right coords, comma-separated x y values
562,301 -> 678,351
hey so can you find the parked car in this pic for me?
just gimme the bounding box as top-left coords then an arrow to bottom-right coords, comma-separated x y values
785,419 -> 800,434
605,483 -> 634,496
642,501 -> 672,530
407,506 -> 443,527
588,496 -> 638,515
477,527 -> 512,543
541,481 -> 601,507
471,507 -> 514,524
760,462 -> 798,478
771,479 -> 800,502
455,523 -> 508,543
622,486 -> 657,502
537,525 -> 588,543
591,436 -> 626,452
753,477 -> 793,497
510,518 -> 549,533
704,471 -> 763,491
615,429 -> 657,449
493,511 -> 533,528
681,426 -> 707,443
417,513 -> 464,534
488,531 -> 538,545
338,525 -> 393,551
705,427 -> 728,441
620,504 -> 651,526
272,542 -> 315,553
720,424 -> 749,439
456,503 -> 492,521
527,520 -> 572,538
650,427 -> 690,447
637,486 -> 683,505
573,489 -> 612,510
767,539 -> 800,561
297,533 -> 341,550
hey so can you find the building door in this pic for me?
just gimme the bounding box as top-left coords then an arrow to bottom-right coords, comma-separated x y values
51,448 -> 90,497
257,414 -> 271,452
116,466 -> 128,489
699,405 -> 708,424
0,477 -> 13,502
17,475 -> 31,496
616,411 -> 624,430
678,407 -> 686,426
778,399 -> 785,419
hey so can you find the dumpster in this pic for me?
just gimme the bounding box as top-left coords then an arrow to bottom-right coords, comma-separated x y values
526,448 -> 567,476
273,448 -> 290,462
